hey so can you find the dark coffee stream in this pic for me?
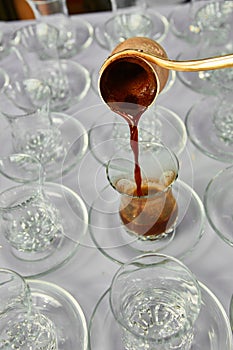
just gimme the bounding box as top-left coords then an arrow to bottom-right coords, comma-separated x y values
110,104 -> 147,197
99,59 -> 158,197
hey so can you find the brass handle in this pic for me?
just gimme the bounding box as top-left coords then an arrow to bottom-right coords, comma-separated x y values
101,49 -> 233,73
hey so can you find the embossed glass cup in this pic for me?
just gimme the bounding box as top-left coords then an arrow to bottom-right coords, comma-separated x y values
106,141 -> 179,241
26,0 -> 77,58
0,154 -> 63,260
0,268 -> 57,349
10,22 -> 77,111
0,78 -> 66,167
110,253 -> 202,350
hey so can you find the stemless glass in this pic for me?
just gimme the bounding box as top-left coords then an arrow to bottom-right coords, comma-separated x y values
170,0 -> 233,45
109,253 -> 201,350
0,78 -> 66,167
0,153 -> 63,260
0,76 -> 88,180
203,165 -> 233,331
0,268 -> 57,349
10,22 -> 90,112
183,34 -> 233,162
26,0 -> 93,58
106,141 -> 179,241
102,13 -> 153,50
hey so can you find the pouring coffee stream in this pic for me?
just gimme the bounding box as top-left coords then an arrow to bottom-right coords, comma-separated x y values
99,37 -> 233,197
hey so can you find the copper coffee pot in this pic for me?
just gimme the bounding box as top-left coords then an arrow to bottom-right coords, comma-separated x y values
99,37 -> 233,111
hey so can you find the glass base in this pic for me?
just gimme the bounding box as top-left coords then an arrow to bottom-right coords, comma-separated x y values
11,233 -> 63,262
89,283 -> 232,350
88,180 -> 205,264
185,96 -> 233,163
204,165 -> 233,247
28,279 -> 88,350
94,10 -> 169,50
89,104 -> 187,166
0,183 -> 88,278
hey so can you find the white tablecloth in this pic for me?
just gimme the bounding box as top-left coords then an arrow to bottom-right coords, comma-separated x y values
0,4 -> 232,346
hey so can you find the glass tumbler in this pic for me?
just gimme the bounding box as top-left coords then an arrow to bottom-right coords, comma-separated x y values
10,22 -> 73,111
110,253 -> 201,350
0,268 -> 57,349
106,141 -> 179,240
0,153 -> 63,259
0,78 -> 65,166
103,13 -> 153,50
26,0 -> 77,58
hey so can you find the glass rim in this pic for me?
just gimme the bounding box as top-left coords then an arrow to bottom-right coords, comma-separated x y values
2,77 -> 51,119
106,141 -> 179,198
105,12 -> 153,25
203,164 -> 233,247
0,183 -> 43,211
109,252 -> 201,342
0,153 -> 44,184
0,267 -> 30,301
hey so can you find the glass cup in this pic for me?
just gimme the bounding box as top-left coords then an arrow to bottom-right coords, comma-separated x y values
10,22 -> 74,111
0,78 -> 66,166
170,0 -> 233,45
0,268 -> 57,349
110,253 -> 201,350
103,13 -> 153,50
193,0 -> 233,46
26,0 -> 77,58
0,153 -> 63,259
106,141 -> 179,240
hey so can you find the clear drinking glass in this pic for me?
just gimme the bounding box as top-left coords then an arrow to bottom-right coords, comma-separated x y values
0,78 -> 65,166
26,0 -> 76,58
203,165 -> 233,332
103,13 -> 153,50
0,268 -> 57,349
110,253 -> 201,350
106,141 -> 179,241
10,22 -> 90,111
0,153 -> 63,260
26,0 -> 93,58
170,0 -> 233,45
10,22 -> 67,111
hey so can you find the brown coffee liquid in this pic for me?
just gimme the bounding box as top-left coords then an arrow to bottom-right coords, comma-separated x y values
119,181 -> 178,238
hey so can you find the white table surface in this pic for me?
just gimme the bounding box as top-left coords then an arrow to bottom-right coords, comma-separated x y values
0,4 -> 233,347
